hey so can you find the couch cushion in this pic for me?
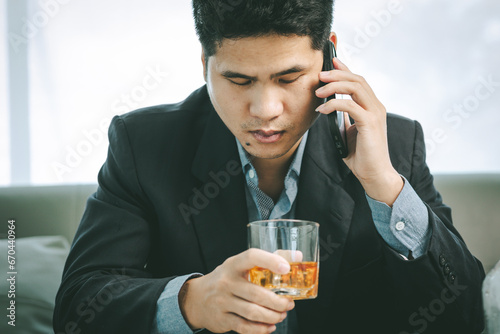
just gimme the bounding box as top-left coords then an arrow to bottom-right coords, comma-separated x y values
0,236 -> 69,333
0,184 -> 97,242
434,174 -> 500,274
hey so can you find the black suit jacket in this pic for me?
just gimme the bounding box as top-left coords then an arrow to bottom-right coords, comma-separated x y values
54,86 -> 485,333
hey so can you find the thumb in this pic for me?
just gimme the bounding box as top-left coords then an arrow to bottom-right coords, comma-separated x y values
235,248 -> 291,274
333,57 -> 351,72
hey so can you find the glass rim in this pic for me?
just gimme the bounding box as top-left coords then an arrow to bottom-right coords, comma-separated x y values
247,219 -> 319,228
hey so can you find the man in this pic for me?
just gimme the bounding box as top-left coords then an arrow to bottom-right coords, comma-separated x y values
53,1 -> 485,333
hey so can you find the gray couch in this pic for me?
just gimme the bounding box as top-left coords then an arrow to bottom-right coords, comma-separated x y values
1,174 -> 499,271
0,174 -> 499,332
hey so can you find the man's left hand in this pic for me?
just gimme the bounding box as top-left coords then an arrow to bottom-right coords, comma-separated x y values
315,58 -> 403,206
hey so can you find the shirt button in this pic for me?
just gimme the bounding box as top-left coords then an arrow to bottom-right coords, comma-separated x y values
249,170 -> 255,179
395,221 -> 405,231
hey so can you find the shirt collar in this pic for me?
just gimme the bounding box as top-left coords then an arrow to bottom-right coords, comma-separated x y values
235,130 -> 309,178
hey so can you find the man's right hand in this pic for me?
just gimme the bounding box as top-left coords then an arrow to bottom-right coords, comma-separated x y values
179,248 -> 295,334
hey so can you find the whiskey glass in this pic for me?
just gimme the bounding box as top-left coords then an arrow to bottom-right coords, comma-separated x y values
247,219 -> 319,300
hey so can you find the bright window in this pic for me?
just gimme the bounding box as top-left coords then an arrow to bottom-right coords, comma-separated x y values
2,0 -> 500,186
0,0 -> 9,185
335,0 -> 500,173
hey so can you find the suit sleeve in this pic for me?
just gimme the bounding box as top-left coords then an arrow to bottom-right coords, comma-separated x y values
53,116 -> 174,333
384,120 -> 485,334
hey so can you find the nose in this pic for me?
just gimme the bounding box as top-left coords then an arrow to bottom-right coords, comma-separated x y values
249,86 -> 284,121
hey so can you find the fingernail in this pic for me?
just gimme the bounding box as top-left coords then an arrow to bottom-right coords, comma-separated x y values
319,71 -> 329,78
287,300 -> 295,310
280,312 -> 287,322
278,262 -> 290,273
316,104 -> 325,113
316,86 -> 326,94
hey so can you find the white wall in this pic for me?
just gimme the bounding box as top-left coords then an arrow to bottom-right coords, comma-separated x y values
0,0 -> 10,184
2,0 -> 500,185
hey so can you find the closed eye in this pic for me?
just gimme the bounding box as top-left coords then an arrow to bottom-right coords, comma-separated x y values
232,80 -> 252,86
279,75 -> 303,84
228,79 -> 252,86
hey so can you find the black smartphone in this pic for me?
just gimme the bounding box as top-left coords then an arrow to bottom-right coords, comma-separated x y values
322,41 -> 348,158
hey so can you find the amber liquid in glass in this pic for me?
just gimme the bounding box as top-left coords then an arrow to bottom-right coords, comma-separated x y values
248,261 -> 319,300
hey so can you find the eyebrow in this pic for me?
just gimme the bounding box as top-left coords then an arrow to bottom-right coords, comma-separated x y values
221,65 -> 307,81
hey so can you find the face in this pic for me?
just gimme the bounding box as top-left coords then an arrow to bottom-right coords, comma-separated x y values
203,34 -> 324,161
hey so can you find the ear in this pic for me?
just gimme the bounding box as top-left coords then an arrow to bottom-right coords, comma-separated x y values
201,49 -> 207,82
329,32 -> 338,50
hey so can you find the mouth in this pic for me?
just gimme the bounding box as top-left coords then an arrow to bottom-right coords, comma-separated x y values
250,130 -> 284,144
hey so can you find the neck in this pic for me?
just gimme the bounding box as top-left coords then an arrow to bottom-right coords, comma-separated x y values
250,138 -> 303,202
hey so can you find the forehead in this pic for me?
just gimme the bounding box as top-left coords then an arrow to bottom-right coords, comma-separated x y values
209,34 -> 320,71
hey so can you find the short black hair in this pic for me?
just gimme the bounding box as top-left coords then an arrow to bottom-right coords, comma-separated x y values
192,0 -> 335,58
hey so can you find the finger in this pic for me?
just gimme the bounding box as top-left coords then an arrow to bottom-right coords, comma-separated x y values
316,81 -> 374,110
234,280 -> 295,313
227,312 -> 277,334
230,295 -> 287,325
274,250 -> 303,263
318,69 -> 379,105
320,69 -> 368,87
230,248 -> 291,275
319,68 -> 359,84
317,68 -> 375,95
344,110 -> 352,128
343,112 -> 357,159
333,57 -> 351,72
316,96 -> 366,119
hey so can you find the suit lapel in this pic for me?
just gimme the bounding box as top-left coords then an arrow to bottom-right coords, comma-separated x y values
296,114 -> 355,307
190,103 -> 249,272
